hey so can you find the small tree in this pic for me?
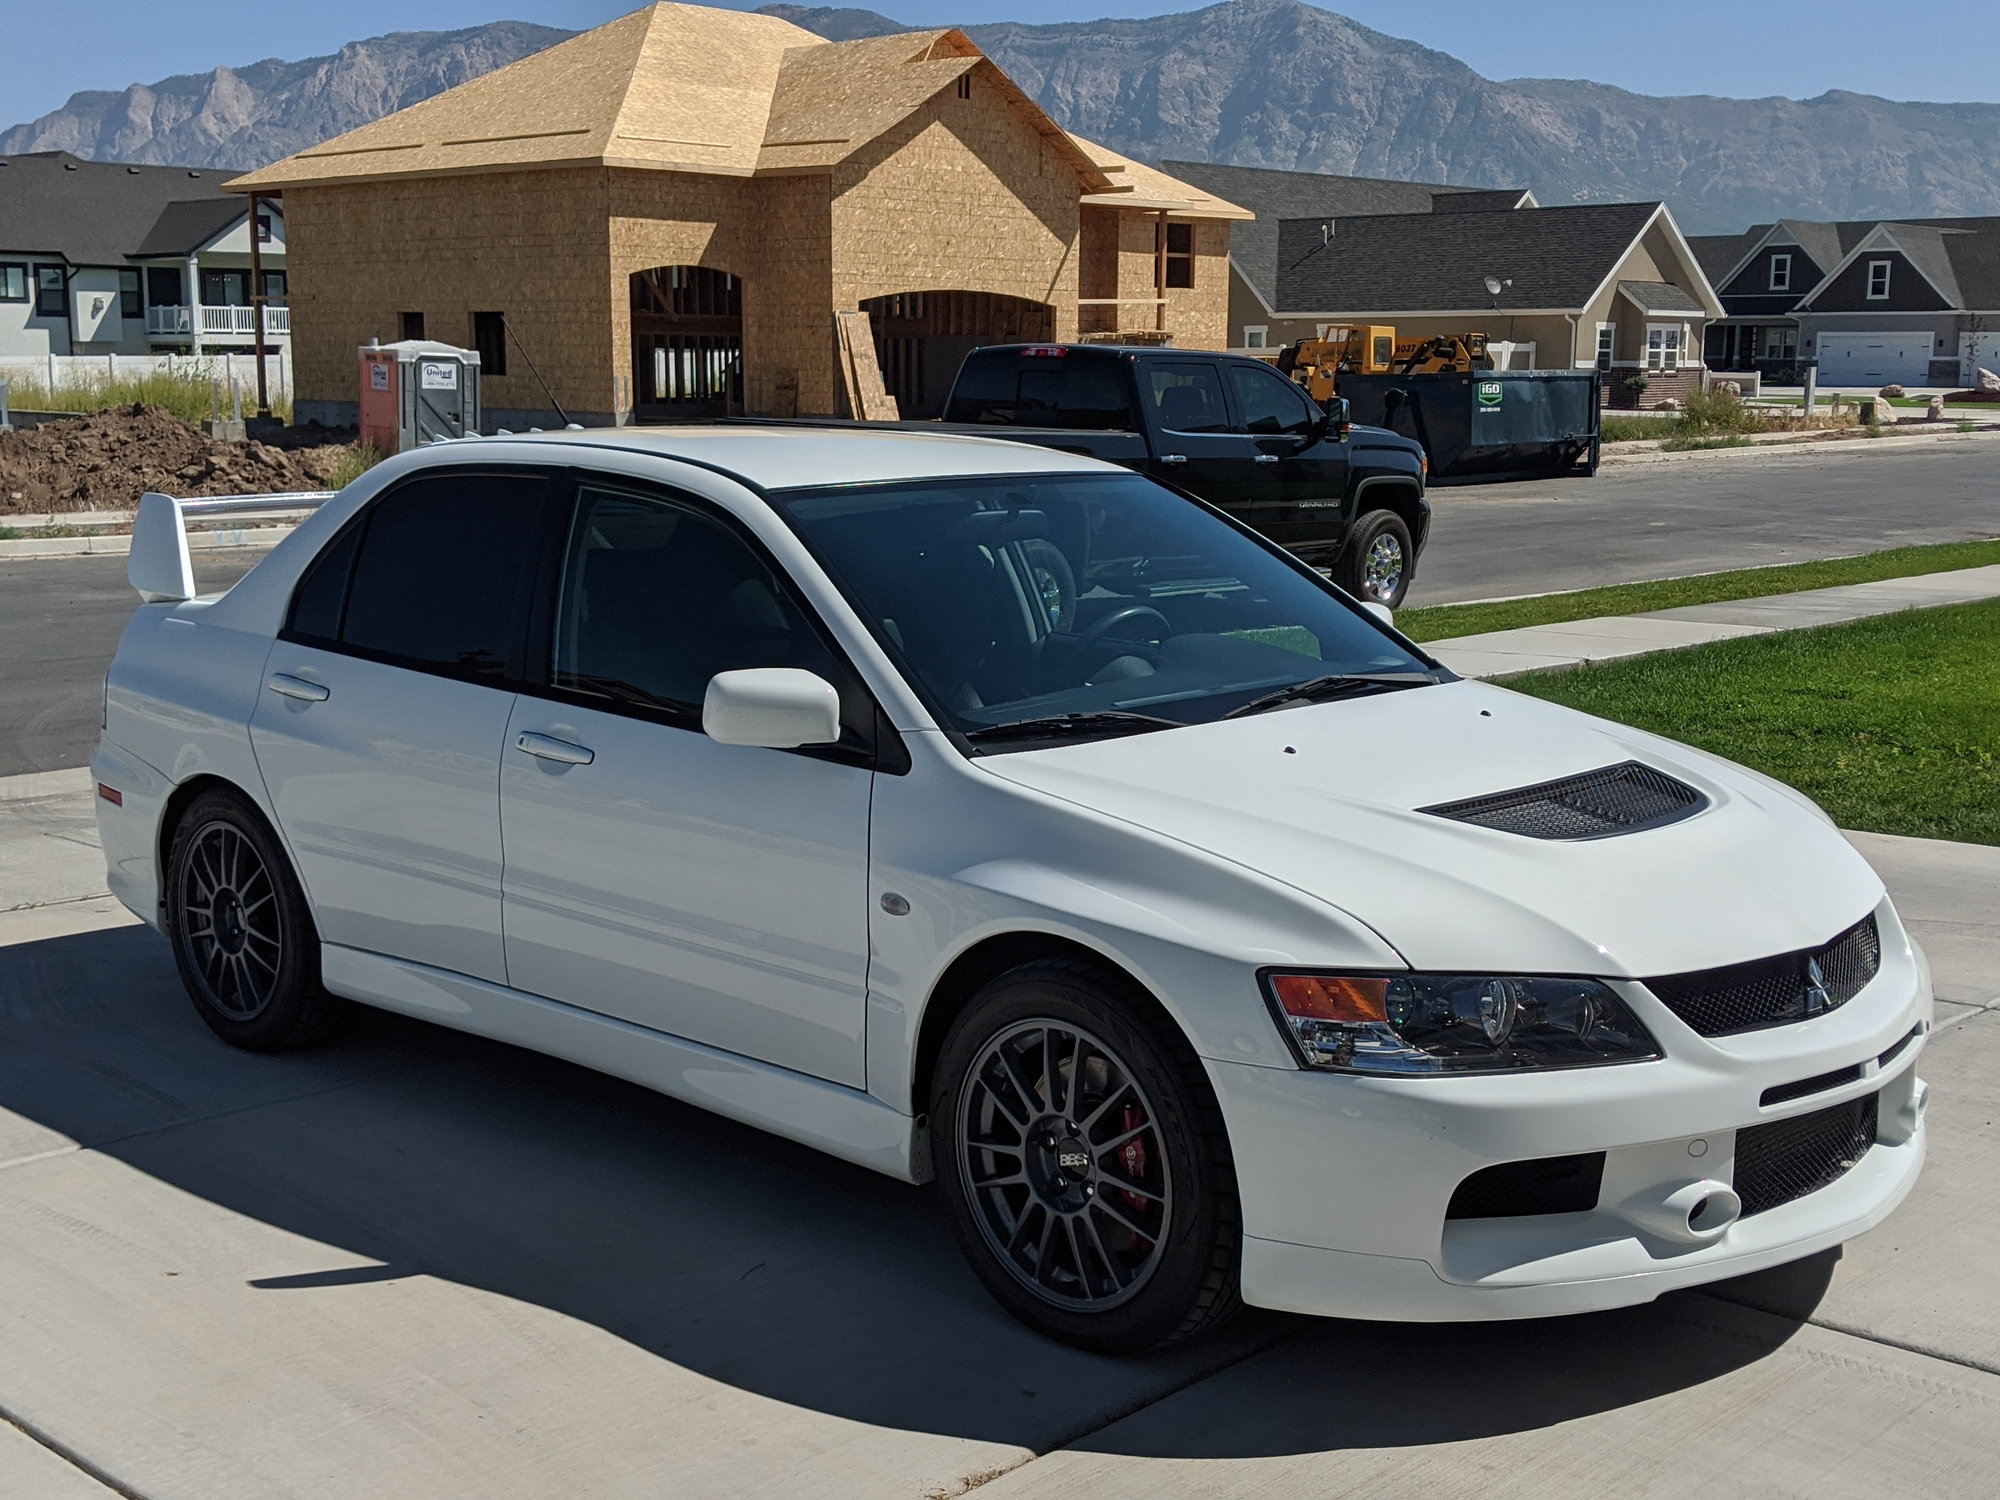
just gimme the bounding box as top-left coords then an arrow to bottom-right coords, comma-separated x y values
1622,373 -> 1651,395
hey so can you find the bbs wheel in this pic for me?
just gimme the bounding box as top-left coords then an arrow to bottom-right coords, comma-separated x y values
931,958 -> 1241,1353
1336,509 -> 1415,607
166,788 -> 345,1051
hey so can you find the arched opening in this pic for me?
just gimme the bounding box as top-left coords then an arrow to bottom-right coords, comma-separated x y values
630,266 -> 742,421
861,291 -> 1055,418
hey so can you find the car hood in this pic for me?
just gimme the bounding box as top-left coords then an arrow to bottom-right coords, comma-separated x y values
975,679 -> 1884,977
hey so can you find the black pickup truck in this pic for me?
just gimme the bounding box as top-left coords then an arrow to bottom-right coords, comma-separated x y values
935,344 -> 1428,605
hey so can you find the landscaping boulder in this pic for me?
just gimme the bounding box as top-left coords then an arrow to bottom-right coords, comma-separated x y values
1978,367 -> 2000,393
1877,383 -> 1906,399
1929,394 -> 1947,420
1714,380 -> 1743,397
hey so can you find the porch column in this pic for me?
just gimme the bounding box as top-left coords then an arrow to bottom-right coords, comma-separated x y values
186,253 -> 202,356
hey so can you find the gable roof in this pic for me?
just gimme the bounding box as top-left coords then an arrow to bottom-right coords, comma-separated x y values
1075,140 -> 1252,220
132,197 -> 257,258
1275,200 -> 1696,316
1688,227 -> 1764,285
1795,217 -> 2000,310
0,151 -> 242,265
1157,160 -> 1532,309
1618,280 -> 1707,315
227,3 -> 1112,194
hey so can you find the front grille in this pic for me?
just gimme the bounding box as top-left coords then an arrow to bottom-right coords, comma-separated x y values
1878,1023 -> 1922,1068
1760,1064 -> 1863,1108
1446,1151 -> 1605,1220
1735,1092 -> 1878,1217
1643,914 -> 1880,1037
1420,761 -> 1706,841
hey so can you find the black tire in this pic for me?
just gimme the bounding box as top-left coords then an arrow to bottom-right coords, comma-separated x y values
1335,509 -> 1415,607
165,788 -> 346,1051
930,957 -> 1241,1354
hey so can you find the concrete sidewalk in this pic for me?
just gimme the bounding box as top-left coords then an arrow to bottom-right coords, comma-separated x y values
1427,562 -> 2000,679
0,766 -> 1996,1497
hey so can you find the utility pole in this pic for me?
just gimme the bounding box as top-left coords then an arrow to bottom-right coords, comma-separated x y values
246,191 -> 271,419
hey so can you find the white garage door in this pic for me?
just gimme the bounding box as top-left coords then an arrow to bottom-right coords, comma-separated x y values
1814,331 -> 1933,386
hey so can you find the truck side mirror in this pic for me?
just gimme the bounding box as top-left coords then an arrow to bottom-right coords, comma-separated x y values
1324,396 -> 1352,442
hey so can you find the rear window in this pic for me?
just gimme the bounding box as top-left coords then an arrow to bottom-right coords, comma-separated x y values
944,352 -> 1133,429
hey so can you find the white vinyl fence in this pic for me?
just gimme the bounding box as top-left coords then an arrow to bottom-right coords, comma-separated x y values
0,350 -> 293,406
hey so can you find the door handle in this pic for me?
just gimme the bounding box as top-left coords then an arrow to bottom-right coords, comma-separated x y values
1253,454 -> 1281,463
1159,453 -> 1188,465
515,731 -> 594,766
267,673 -> 329,702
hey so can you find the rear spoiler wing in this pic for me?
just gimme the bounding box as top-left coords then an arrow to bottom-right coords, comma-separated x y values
129,490 -> 338,603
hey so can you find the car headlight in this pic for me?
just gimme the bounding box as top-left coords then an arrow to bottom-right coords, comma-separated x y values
1261,971 -> 1661,1075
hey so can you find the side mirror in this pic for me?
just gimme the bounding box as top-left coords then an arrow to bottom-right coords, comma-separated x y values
1323,396 -> 1352,442
1363,601 -> 1394,628
702,668 -> 841,749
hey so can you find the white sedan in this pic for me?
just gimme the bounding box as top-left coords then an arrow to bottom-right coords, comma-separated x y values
95,427 -> 1929,1353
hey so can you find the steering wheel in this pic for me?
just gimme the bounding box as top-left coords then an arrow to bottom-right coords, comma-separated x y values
1077,604 -> 1172,659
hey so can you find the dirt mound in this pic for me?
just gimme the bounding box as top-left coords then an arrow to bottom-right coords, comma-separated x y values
0,404 -> 353,514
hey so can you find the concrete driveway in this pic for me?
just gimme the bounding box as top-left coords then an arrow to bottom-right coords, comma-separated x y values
1,775 -> 1996,1498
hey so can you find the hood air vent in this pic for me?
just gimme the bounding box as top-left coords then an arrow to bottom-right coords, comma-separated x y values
1420,761 -> 1706,841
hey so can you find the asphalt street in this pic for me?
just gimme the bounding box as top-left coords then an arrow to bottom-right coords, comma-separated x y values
2,439 -> 1995,775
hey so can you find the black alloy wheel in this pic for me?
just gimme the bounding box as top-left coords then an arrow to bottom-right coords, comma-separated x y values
931,958 -> 1241,1353
166,789 -> 345,1051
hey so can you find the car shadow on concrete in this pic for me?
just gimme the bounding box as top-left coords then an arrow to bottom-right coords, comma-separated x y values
0,922 -> 1833,1460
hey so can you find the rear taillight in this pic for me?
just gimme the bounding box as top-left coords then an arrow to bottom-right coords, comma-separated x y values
1019,345 -> 1067,358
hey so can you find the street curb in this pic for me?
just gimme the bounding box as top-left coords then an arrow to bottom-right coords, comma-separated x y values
1600,427 -> 2000,467
0,524 -> 295,561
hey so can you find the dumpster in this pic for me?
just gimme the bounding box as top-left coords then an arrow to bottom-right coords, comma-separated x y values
1340,370 -> 1602,481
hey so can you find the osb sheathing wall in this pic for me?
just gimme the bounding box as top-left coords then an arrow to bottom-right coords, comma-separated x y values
829,71 -> 1083,345
1112,210 -> 1229,350
283,169 -> 619,418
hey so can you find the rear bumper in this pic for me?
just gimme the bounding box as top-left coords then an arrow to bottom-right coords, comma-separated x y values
90,739 -> 169,930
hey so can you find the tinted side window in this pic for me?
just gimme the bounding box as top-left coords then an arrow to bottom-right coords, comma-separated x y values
1018,362 -> 1134,430
554,487 -> 837,718
1226,364 -> 1319,437
286,520 -> 364,644
1145,363 -> 1230,433
943,354 -> 1019,423
338,472 -> 551,681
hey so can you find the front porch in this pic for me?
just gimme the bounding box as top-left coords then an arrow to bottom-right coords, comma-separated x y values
145,304 -> 291,342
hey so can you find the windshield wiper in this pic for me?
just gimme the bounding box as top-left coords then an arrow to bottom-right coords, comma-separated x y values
964,711 -> 1183,744
1223,671 -> 1437,719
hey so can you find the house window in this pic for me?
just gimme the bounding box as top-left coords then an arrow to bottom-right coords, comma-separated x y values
955,74 -> 971,100
399,311 -> 426,342
1645,323 -> 1682,373
1769,253 -> 1792,293
260,270 -> 288,305
119,270 -> 143,319
1242,326 -> 1267,349
0,264 -> 26,302
1158,221 -> 1194,290
145,266 -> 182,307
256,213 -> 275,243
1762,327 -> 1797,362
1594,322 -> 1614,370
472,311 -> 508,376
33,264 -> 67,318
1866,260 -> 1892,299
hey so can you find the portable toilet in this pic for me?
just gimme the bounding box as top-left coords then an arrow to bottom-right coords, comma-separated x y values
358,340 -> 482,453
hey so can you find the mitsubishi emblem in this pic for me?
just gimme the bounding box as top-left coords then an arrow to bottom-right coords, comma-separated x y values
1803,955 -> 1832,1015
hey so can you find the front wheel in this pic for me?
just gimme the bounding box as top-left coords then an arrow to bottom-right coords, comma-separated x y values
930,958 -> 1241,1353
1336,509 -> 1415,607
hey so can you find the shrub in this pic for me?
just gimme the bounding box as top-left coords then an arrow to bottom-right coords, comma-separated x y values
324,443 -> 385,489
3,364 -> 291,426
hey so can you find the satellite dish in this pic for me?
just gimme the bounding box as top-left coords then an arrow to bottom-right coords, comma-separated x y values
1483,275 -> 1505,297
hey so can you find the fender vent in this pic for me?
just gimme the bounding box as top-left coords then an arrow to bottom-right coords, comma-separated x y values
1645,914 -> 1880,1037
1420,761 -> 1705,840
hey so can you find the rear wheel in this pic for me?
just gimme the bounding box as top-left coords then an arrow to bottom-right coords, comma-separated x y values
1336,509 -> 1415,606
930,958 -> 1241,1353
165,789 -> 345,1051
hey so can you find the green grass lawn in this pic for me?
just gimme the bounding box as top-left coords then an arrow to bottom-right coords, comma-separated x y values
1397,537 -> 2000,643
1504,599 -> 2000,845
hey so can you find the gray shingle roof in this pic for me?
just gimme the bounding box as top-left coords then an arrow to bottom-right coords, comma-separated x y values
1158,159 -> 1528,309
1276,201 -> 1667,315
0,151 -> 239,265
133,197 -> 251,258
1618,280 -> 1707,315
1688,228 -> 1764,284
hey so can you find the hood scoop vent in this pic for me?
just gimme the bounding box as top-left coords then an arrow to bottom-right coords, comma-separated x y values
1420,761 -> 1706,840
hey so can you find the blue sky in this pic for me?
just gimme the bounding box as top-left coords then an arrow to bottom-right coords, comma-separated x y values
4,0 -> 1998,127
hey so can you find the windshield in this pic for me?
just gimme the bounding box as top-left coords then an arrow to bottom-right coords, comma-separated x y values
772,472 -> 1437,747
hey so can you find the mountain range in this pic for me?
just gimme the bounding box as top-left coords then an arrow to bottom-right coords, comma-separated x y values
5,0 -> 1999,233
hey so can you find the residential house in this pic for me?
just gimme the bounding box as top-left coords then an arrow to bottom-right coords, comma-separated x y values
1269,200 -> 1721,407
1695,215 -> 2000,386
0,151 -> 288,360
1158,160 -> 1536,353
225,3 -> 1249,427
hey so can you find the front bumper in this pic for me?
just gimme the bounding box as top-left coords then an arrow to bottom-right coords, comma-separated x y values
1212,899 -> 1932,1321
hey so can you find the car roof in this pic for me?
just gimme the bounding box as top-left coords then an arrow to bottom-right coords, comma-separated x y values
467,423 -> 1115,491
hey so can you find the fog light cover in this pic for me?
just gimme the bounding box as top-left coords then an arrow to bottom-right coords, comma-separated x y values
1262,972 -> 1662,1075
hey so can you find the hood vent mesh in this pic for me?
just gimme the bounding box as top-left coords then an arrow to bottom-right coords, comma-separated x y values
1420,761 -> 1706,840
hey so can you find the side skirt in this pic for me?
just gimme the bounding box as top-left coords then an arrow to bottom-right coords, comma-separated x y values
321,944 -> 926,1182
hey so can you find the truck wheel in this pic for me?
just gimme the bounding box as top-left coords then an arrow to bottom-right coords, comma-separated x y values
930,958 -> 1242,1354
1337,510 -> 1414,607
166,788 -> 346,1052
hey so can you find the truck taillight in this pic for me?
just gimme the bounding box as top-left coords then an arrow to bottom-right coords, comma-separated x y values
1019,345 -> 1067,358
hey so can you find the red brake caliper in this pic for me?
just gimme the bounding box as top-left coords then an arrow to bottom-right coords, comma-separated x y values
1117,1103 -> 1150,1215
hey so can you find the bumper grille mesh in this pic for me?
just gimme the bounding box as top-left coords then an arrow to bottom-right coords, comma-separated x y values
1419,761 -> 1705,840
1735,1091 -> 1879,1217
1643,914 -> 1880,1037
